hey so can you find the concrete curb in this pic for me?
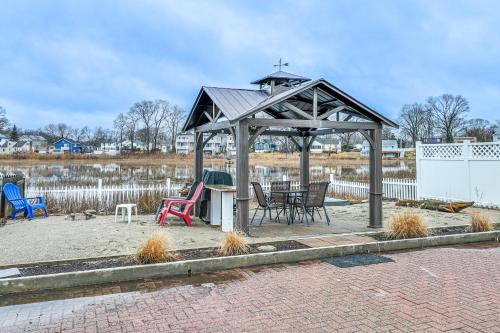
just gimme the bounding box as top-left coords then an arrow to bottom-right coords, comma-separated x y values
1,230 -> 499,294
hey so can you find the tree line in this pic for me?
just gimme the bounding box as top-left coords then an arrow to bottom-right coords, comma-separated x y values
113,100 -> 185,153
0,101 -> 186,153
398,94 -> 499,146
1,93 -> 498,151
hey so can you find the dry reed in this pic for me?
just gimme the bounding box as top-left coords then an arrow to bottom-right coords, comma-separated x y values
386,211 -> 428,239
133,232 -> 178,264
470,212 -> 493,232
217,231 -> 249,256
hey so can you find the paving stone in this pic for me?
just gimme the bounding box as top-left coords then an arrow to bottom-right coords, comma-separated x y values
0,245 -> 499,332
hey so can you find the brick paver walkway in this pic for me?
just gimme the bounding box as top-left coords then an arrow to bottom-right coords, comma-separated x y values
1,244 -> 499,332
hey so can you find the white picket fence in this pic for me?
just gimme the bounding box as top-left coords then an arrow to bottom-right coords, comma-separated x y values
26,182 -> 183,210
26,176 -> 417,209
328,177 -> 416,200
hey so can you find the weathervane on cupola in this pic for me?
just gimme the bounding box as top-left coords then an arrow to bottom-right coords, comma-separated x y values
273,58 -> 289,71
251,58 -> 310,95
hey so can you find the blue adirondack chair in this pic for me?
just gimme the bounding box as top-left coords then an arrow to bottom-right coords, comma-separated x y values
2,183 -> 48,220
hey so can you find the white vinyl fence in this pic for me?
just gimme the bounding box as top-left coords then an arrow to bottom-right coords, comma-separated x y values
416,141 -> 500,208
27,175 -> 417,212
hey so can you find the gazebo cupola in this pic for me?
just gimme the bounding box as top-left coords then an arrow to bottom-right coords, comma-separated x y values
250,71 -> 311,95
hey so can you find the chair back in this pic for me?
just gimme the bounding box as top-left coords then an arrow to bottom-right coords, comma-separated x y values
270,181 -> 290,204
185,180 -> 200,200
271,181 -> 290,191
304,182 -> 329,208
189,182 -> 205,203
251,182 -> 267,207
2,183 -> 25,210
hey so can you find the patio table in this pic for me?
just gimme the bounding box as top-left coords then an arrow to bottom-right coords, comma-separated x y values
270,188 -> 308,225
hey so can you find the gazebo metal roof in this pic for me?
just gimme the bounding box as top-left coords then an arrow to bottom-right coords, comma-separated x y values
183,78 -> 397,132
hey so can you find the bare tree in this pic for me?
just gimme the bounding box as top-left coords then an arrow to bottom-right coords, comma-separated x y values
426,94 -> 469,142
113,113 -> 127,151
0,106 -> 9,132
130,101 -> 156,153
337,131 -> 356,147
398,103 -> 433,146
56,123 -> 72,138
152,100 -> 170,152
125,109 -> 139,150
382,126 -> 396,140
165,104 -> 186,150
464,118 -> 495,142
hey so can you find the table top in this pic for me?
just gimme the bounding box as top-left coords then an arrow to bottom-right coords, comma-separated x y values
204,185 -> 237,192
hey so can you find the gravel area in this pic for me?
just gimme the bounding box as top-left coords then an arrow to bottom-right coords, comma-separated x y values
1,202 -> 498,266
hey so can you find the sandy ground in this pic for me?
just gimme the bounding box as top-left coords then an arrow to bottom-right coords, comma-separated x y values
1,202 -> 498,266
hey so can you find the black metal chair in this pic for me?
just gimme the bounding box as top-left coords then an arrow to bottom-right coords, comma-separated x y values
251,182 -> 283,225
293,182 -> 330,225
270,180 -> 290,221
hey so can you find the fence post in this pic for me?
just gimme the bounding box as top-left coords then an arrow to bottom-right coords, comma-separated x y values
97,179 -> 103,207
415,141 -> 422,200
463,140 -> 472,201
166,177 -> 171,197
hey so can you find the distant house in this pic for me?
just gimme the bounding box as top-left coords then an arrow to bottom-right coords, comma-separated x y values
453,137 -> 477,143
175,133 -> 194,154
226,135 -> 236,156
494,131 -> 500,142
175,133 -> 227,155
254,138 -> 281,153
120,140 -> 145,151
94,142 -> 119,155
50,138 -> 84,154
19,135 -> 48,153
203,134 -> 226,155
361,140 -> 399,158
13,141 -> 31,153
422,137 -> 443,144
309,138 -> 341,154
0,141 -> 16,154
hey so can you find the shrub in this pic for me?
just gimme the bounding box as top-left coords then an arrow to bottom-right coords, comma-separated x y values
133,232 -> 177,264
218,231 -> 249,256
470,212 -> 493,232
386,211 -> 428,239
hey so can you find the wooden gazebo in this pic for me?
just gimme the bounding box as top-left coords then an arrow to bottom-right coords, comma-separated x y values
182,71 -> 398,234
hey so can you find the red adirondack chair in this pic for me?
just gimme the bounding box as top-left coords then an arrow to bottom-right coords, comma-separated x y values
157,182 -> 204,227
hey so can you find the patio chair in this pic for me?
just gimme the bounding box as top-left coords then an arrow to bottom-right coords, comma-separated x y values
156,182 -> 204,227
251,182 -> 282,225
2,182 -> 48,220
293,182 -> 330,225
270,180 -> 290,221
155,180 -> 200,219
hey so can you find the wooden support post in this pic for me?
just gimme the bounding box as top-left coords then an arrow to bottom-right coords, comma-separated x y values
235,120 -> 250,235
369,124 -> 383,228
194,132 -> 203,216
300,137 -> 310,187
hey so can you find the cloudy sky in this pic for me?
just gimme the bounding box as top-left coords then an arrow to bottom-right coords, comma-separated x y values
1,0 -> 499,129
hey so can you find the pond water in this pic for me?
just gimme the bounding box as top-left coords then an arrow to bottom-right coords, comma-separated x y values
1,160 -> 415,188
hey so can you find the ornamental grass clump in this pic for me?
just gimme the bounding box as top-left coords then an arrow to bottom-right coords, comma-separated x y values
133,232 -> 178,264
386,211 -> 428,239
470,212 -> 493,232
218,231 -> 249,256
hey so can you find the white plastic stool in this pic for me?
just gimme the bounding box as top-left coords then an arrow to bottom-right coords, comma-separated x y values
115,204 -> 138,224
